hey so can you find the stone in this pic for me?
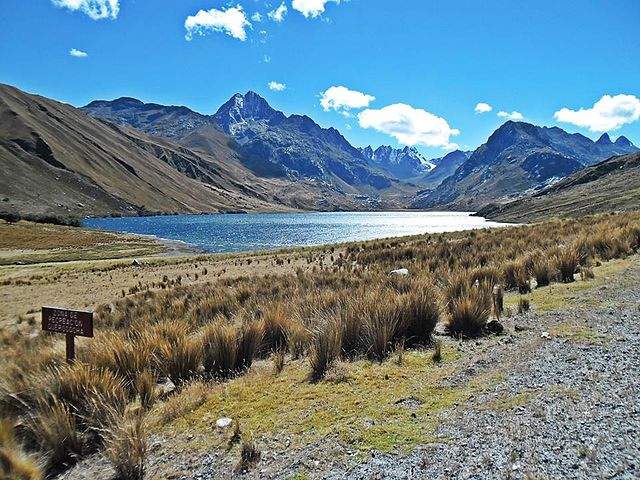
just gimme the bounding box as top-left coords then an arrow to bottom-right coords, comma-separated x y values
216,417 -> 233,429
157,377 -> 176,397
389,268 -> 409,276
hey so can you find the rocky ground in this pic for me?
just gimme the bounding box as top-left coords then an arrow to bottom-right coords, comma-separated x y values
323,264 -> 640,480
57,258 -> 640,480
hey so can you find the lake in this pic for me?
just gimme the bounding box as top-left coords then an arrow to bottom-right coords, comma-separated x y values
84,211 -> 509,254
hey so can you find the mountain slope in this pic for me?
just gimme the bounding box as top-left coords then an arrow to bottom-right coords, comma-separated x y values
476,152 -> 640,222
0,84 -> 289,218
83,97 -> 214,139
413,149 -> 471,188
413,121 -> 638,210
211,91 -> 396,191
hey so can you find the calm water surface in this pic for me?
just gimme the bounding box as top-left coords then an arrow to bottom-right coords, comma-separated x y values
84,212 -> 509,254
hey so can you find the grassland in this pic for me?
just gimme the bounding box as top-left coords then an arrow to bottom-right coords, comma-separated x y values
1,212 -> 639,478
0,221 -> 165,265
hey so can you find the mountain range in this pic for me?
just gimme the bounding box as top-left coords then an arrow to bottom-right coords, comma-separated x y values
0,82 -> 637,220
358,145 -> 436,180
412,121 -> 637,210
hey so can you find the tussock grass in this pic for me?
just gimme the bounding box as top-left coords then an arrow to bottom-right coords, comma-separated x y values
553,247 -> 580,283
105,406 -> 147,480
235,439 -> 260,474
309,314 -> 342,381
446,286 -> 492,337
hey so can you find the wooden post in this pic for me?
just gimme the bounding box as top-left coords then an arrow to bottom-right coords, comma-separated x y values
66,333 -> 76,363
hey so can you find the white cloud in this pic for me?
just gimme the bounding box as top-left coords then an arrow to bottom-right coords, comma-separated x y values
358,103 -> 460,149
268,81 -> 286,91
268,2 -> 288,22
554,94 -> 640,132
292,0 -> 340,18
474,102 -> 492,114
320,86 -> 375,113
185,5 -> 251,41
69,48 -> 88,58
52,0 -> 119,20
251,12 -> 263,22
497,110 -> 524,121
263,54 -> 271,63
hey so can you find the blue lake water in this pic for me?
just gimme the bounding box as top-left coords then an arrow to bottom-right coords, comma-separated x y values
84,212 -> 509,254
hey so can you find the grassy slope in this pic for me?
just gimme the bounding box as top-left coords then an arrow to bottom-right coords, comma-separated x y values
478,152 -> 640,223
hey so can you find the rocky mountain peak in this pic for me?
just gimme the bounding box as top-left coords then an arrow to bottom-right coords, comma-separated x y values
213,91 -> 285,134
596,133 -> 612,145
614,135 -> 634,148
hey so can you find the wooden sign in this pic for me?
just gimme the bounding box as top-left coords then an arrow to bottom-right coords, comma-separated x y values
42,306 -> 93,363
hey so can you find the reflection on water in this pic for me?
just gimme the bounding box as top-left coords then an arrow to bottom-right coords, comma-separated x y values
84,211 -> 510,254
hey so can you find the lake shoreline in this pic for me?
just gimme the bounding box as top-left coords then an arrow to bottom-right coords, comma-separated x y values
84,211 -> 510,255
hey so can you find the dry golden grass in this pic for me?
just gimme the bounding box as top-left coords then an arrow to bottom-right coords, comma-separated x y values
1,212 -> 640,475
0,419 -> 43,480
105,406 -> 147,480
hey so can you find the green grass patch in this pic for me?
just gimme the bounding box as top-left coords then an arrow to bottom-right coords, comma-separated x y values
504,257 -> 633,313
164,345 -> 485,454
549,323 -> 610,344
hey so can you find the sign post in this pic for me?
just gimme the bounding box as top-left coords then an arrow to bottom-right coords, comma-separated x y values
42,306 -> 93,363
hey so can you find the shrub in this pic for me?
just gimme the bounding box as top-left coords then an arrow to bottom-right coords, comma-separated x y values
553,247 -> 580,283
105,407 -> 147,480
308,315 -> 342,382
446,286 -> 491,337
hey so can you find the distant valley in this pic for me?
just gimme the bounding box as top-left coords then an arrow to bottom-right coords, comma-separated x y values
0,83 -> 637,220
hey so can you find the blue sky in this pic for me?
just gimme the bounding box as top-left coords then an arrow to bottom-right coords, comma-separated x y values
1,0 -> 639,157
